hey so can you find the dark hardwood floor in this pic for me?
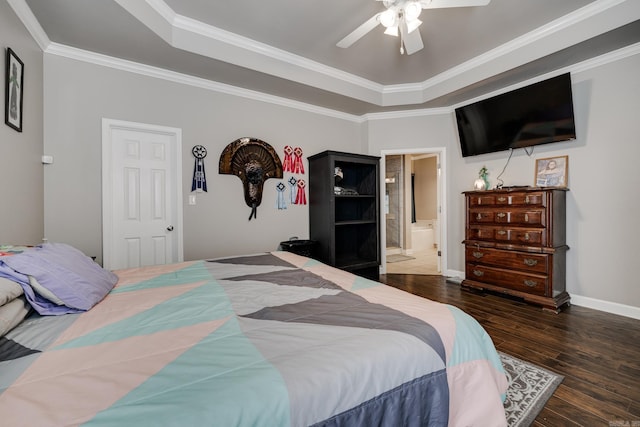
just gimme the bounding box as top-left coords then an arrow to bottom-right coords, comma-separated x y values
379,274 -> 640,427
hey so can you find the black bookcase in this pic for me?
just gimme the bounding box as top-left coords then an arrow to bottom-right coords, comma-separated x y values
308,150 -> 380,279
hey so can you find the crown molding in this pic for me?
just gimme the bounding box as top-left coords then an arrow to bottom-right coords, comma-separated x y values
115,0 -> 385,105
42,37 -> 640,125
7,0 -> 50,51
450,40 -> 640,110
113,0 -> 640,108
364,107 -> 452,121
45,43 -> 362,123
403,0 -> 640,105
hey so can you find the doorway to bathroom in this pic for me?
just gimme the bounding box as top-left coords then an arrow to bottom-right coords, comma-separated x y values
380,148 -> 446,276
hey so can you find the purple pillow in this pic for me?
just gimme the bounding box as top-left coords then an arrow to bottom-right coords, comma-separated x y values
0,243 -> 118,315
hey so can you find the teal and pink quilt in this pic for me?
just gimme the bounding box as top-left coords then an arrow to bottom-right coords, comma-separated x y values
0,251 -> 508,426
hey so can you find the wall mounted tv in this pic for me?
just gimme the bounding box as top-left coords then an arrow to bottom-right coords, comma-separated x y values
455,73 -> 576,157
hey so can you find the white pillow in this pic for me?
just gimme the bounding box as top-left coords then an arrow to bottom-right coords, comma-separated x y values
0,277 -> 23,306
0,296 -> 30,336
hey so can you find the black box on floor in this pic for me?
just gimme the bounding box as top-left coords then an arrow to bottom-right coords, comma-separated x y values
279,239 -> 318,258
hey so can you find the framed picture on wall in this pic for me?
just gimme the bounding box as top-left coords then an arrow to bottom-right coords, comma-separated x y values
534,155 -> 568,187
5,47 -> 24,132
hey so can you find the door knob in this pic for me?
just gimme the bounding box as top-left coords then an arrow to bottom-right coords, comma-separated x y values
166,225 -> 174,231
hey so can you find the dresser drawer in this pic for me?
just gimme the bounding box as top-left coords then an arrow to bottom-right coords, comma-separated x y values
494,192 -> 545,207
469,210 -> 495,224
466,246 -> 549,274
469,208 -> 545,226
469,194 -> 497,207
465,264 -> 548,296
494,228 -> 544,245
467,227 -> 545,246
494,209 -> 544,226
466,227 -> 495,241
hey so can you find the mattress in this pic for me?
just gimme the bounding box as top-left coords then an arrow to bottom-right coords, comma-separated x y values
0,250 -> 508,426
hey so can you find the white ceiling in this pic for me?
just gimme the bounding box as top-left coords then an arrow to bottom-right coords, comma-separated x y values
14,0 -> 640,115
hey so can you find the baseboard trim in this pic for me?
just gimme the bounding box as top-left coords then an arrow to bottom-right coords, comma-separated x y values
569,294 -> 640,321
445,269 -> 464,281
445,269 -> 640,320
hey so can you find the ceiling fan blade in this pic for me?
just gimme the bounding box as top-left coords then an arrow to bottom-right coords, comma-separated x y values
337,14 -> 381,48
420,0 -> 490,9
403,28 -> 424,55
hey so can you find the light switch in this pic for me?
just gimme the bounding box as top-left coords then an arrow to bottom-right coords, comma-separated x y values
42,155 -> 54,164
188,195 -> 197,205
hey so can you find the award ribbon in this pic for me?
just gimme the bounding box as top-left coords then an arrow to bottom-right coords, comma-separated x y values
276,182 -> 287,210
293,146 -> 305,174
191,145 -> 207,192
295,179 -> 307,205
282,145 -> 294,173
288,176 -> 297,204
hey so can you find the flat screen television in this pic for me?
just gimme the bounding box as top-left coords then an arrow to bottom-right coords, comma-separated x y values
455,73 -> 576,157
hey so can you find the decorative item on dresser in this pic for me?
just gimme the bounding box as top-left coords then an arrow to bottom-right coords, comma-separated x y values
308,150 -> 380,280
462,187 -> 570,313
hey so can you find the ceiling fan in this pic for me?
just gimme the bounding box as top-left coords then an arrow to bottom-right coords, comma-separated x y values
337,0 -> 491,55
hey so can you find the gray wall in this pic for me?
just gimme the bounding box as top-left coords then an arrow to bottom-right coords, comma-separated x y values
0,2 -> 43,245
42,54 -> 362,264
368,52 -> 640,310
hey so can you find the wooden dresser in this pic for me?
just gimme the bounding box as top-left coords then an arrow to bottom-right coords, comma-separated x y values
461,187 -> 570,313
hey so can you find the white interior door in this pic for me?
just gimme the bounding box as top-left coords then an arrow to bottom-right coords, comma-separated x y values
102,119 -> 183,270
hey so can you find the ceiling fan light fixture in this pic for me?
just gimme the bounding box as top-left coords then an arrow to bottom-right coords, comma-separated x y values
379,9 -> 398,28
404,1 -> 422,22
384,26 -> 399,36
406,18 -> 422,34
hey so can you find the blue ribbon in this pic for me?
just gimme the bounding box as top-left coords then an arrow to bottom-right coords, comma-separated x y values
288,176 -> 297,204
191,158 -> 207,192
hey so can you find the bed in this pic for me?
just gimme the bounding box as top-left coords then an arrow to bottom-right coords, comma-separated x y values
0,243 -> 508,426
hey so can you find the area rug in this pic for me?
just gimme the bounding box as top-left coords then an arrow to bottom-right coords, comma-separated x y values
500,352 -> 564,427
386,254 -> 415,263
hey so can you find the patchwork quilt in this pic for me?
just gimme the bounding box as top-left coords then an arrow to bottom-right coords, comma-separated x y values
0,251 -> 508,426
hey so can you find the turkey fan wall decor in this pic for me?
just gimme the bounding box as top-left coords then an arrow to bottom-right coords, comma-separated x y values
219,137 -> 283,220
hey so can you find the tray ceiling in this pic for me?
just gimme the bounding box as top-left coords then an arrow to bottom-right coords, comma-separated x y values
15,0 -> 640,115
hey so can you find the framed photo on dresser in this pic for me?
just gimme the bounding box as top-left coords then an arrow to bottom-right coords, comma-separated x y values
535,155 -> 568,187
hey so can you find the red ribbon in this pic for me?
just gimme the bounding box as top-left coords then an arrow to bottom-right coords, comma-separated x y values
295,179 -> 307,205
283,145 -> 294,173
293,146 -> 305,174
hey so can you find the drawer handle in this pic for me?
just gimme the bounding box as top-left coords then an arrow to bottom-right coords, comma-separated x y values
525,213 -> 529,222
497,230 -> 507,235
497,212 -> 506,218
523,233 -> 530,241
523,258 -> 538,266
472,251 -> 484,259
476,213 -> 482,220
525,195 -> 530,204
473,270 -> 484,277
524,279 -> 537,287
498,197 -> 506,202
